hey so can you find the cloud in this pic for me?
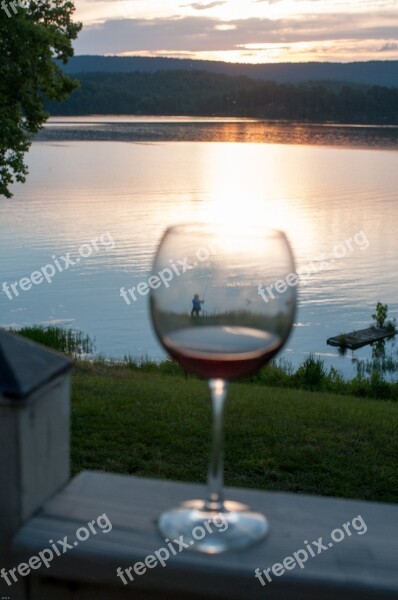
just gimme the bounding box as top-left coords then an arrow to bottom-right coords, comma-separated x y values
182,1 -> 226,9
253,0 -> 321,3
74,11 -> 398,56
378,42 -> 398,51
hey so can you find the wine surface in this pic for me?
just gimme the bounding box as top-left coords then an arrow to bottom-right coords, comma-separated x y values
163,325 -> 282,379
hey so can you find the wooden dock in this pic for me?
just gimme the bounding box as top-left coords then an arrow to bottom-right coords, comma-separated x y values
327,326 -> 396,350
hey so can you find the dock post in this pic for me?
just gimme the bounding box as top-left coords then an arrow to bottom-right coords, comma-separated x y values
0,330 -> 72,599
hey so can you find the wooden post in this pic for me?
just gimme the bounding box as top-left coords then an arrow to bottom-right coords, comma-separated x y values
0,330 -> 72,598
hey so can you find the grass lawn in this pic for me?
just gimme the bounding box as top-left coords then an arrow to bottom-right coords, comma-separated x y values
72,363 -> 398,504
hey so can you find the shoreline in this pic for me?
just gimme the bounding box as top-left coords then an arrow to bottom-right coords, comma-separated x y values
35,118 -> 398,150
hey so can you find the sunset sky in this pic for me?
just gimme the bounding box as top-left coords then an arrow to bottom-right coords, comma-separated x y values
73,0 -> 398,64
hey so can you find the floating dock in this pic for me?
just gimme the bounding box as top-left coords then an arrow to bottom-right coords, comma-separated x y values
327,326 -> 396,350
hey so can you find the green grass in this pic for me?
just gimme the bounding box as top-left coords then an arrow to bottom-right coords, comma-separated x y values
7,325 -> 398,502
72,362 -> 398,504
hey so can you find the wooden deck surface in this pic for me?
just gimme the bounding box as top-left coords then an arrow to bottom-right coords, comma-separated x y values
11,471 -> 398,599
327,326 -> 395,350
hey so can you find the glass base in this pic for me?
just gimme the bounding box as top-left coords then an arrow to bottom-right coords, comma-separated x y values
158,500 -> 269,554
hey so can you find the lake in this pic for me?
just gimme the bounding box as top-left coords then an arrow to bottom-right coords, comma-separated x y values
1,116 -> 398,378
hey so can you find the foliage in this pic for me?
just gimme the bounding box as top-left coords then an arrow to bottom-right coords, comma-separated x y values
85,351 -> 398,401
370,302 -> 396,333
13,325 -> 94,357
0,0 -> 81,197
46,70 -> 398,125
294,354 -> 327,390
11,324 -> 398,400
372,302 -> 389,328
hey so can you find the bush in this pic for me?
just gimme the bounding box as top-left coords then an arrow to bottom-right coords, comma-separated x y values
295,354 -> 327,390
369,370 -> 391,399
372,302 -> 388,328
11,325 -> 94,357
7,325 -> 398,402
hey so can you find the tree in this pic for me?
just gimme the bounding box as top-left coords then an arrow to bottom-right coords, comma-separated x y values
372,302 -> 388,328
0,0 -> 81,197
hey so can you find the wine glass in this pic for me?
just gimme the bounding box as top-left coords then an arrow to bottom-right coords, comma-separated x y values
150,223 -> 296,553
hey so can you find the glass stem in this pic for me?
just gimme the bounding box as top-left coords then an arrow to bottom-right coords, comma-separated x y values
204,379 -> 228,512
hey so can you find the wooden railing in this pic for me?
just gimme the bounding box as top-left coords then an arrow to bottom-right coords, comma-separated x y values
1,330 -> 397,599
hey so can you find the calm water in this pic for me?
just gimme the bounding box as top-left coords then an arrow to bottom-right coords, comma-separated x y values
1,117 -> 398,378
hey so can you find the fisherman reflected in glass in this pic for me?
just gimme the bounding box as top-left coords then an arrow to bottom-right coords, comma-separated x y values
191,293 -> 204,317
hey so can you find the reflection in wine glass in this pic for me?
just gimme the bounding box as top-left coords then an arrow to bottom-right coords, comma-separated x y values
150,223 -> 296,553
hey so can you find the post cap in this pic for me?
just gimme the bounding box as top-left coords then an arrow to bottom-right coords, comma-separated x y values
0,330 -> 72,400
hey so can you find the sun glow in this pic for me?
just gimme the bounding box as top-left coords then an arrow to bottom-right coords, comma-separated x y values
194,143 -> 316,255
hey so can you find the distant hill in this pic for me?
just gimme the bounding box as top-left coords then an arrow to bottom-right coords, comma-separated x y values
46,70 -> 398,124
60,56 -> 398,87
